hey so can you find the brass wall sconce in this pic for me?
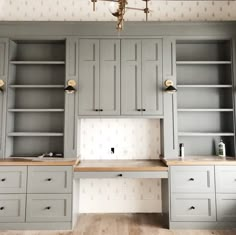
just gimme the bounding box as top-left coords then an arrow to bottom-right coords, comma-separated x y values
0,80 -> 5,92
164,80 -> 177,94
64,80 -> 76,94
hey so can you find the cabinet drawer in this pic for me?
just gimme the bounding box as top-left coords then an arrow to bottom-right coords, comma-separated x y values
74,171 -> 168,179
215,166 -> 236,193
170,166 -> 215,193
216,194 -> 236,221
0,194 -> 26,222
171,193 -> 216,222
0,166 -> 27,193
26,194 -> 72,222
27,166 -> 73,193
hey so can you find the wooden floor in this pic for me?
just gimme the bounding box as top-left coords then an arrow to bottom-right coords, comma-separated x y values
0,214 -> 236,235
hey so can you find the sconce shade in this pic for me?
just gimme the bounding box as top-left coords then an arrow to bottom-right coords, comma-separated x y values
64,85 -> 76,94
165,85 -> 177,93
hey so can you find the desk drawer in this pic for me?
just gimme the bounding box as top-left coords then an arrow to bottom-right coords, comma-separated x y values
74,171 -> 168,179
27,166 -> 73,193
216,194 -> 236,221
0,166 -> 27,193
170,166 -> 215,193
0,194 -> 26,222
26,194 -> 72,222
171,193 -> 216,222
215,166 -> 236,193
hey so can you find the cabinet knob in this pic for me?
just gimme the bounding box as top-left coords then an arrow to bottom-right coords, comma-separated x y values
1,178 -> 6,182
117,174 -> 123,177
190,206 -> 195,210
189,178 -> 194,181
95,109 -> 99,112
137,109 -> 141,111
142,109 -> 146,111
100,109 -> 103,112
45,206 -> 51,210
0,207 -> 4,210
46,178 -> 52,182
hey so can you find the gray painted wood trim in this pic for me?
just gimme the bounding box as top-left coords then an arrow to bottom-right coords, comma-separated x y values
65,37 -> 79,158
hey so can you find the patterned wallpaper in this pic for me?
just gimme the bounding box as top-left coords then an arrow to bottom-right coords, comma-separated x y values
0,0 -> 235,21
78,119 -> 162,213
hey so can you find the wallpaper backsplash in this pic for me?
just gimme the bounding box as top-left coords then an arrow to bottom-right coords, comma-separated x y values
78,119 -> 162,213
0,0 -> 235,21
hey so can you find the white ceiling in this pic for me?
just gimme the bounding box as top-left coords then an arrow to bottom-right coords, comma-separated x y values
0,0 -> 235,21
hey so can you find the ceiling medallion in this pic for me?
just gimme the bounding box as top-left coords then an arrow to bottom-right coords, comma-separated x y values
91,0 -> 151,31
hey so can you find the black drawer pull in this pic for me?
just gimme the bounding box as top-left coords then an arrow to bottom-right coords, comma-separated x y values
46,178 -> 52,181
100,109 -> 103,112
95,109 -> 99,112
142,109 -> 146,111
190,206 -> 195,210
0,207 -> 4,210
45,206 -> 51,210
117,174 -> 123,177
189,178 -> 195,181
1,178 -> 6,182
137,109 -> 141,111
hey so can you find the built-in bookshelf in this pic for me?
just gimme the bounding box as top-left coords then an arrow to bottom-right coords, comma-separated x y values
5,40 -> 65,157
176,40 -> 235,156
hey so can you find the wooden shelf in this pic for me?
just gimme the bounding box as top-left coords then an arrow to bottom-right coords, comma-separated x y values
10,61 -> 65,65
9,85 -> 64,89
8,109 -> 64,112
178,132 -> 234,137
176,61 -> 232,65
178,109 -> 234,112
177,85 -> 232,88
8,132 -> 64,137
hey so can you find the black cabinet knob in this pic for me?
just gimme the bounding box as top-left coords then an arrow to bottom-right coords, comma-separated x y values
46,178 -> 52,181
190,206 -> 195,210
100,109 -> 103,112
142,109 -> 146,111
95,109 -> 99,112
1,178 -> 6,182
117,174 -> 123,177
0,207 -> 4,210
45,206 -> 51,210
137,109 -> 141,111
189,178 -> 194,181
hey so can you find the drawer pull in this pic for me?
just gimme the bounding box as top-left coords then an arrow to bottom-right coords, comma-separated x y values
0,207 -> 4,210
45,206 -> 51,210
1,178 -> 6,182
46,178 -> 52,182
117,174 -> 123,177
190,206 -> 195,210
189,178 -> 195,181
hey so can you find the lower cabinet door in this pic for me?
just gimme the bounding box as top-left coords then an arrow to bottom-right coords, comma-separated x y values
171,193 -> 216,222
0,194 -> 26,222
217,194 -> 236,221
26,194 -> 72,222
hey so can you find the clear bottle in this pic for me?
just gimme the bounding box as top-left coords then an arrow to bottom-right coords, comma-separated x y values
218,140 -> 226,158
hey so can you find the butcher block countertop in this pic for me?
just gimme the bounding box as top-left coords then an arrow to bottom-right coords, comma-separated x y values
0,158 -> 77,166
162,156 -> 236,166
74,160 -> 168,172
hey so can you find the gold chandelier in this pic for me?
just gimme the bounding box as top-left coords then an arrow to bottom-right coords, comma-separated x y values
91,0 -> 151,31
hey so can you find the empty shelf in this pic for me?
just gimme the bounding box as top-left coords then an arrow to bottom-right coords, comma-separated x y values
176,61 -> 232,65
178,109 -> 234,112
8,132 -> 64,137
10,61 -> 65,65
178,132 -> 234,137
9,85 -> 64,88
177,85 -> 232,88
8,109 -> 64,112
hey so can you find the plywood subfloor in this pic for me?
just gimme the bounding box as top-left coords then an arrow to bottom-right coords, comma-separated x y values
0,214 -> 236,235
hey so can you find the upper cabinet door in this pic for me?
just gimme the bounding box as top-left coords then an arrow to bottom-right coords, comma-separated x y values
100,40 -> 120,115
78,39 -> 99,115
121,40 -> 142,115
142,39 -> 163,116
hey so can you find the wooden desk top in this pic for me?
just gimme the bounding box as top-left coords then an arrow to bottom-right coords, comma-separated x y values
74,160 -> 168,172
162,156 -> 236,166
0,158 -> 77,166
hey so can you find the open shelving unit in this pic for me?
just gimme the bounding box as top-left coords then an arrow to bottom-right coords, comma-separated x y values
176,40 -> 235,156
5,40 -> 66,157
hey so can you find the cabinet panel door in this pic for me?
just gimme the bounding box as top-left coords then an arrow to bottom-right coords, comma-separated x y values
142,39 -> 163,116
100,40 -> 120,115
78,39 -> 99,115
121,40 -> 142,115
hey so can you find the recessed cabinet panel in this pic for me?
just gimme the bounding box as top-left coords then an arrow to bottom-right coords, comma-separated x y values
78,39 -> 99,115
100,40 -> 120,115
121,40 -> 142,115
142,39 -> 163,116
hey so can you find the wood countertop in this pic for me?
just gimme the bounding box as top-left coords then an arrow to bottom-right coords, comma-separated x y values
74,160 -> 168,172
0,158 -> 77,166
162,156 -> 236,166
